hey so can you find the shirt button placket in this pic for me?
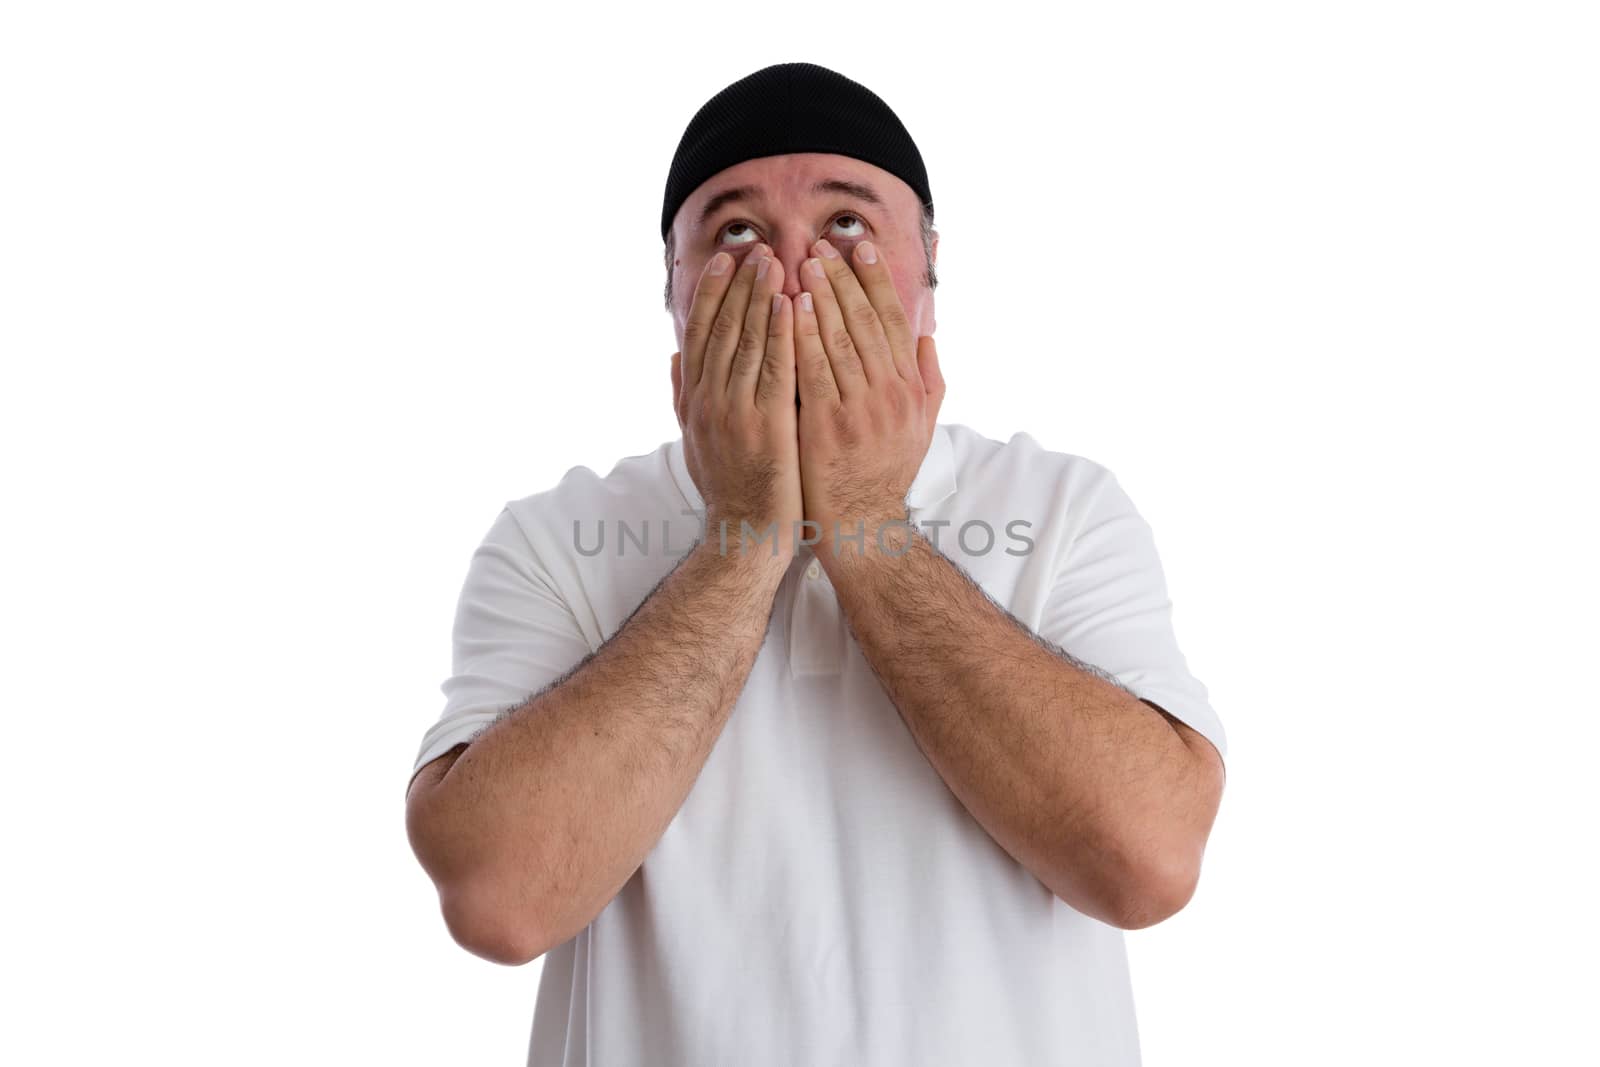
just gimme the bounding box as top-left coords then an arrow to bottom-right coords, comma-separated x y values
789,552 -> 844,676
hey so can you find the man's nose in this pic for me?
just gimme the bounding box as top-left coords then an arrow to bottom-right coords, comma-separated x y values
770,238 -> 815,300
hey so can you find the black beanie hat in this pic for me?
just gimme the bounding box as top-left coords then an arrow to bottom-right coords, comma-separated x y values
661,62 -> 933,242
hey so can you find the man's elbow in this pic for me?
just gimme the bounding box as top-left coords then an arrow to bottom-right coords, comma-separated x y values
1105,857 -> 1201,930
1106,736 -> 1225,929
407,773 -> 550,967
437,880 -> 549,967
418,833 -> 552,965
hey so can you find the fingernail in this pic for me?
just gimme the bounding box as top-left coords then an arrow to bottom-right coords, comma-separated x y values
815,240 -> 840,259
756,255 -> 771,280
708,252 -> 731,275
799,292 -> 813,313
857,241 -> 877,264
771,293 -> 783,315
806,257 -> 825,278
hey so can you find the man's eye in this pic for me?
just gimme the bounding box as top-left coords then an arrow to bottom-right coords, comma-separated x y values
719,222 -> 760,246
830,214 -> 866,239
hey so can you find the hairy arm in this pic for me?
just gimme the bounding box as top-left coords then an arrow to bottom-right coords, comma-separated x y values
787,233 -> 1224,929
405,542 -> 787,965
408,236 -> 803,966
821,523 -> 1226,930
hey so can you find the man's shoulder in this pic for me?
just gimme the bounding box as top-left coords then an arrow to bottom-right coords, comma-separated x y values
942,422 -> 1118,497
497,436 -> 687,542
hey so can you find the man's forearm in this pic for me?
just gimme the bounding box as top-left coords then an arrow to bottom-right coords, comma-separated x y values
821,522 -> 1223,929
409,540 -> 787,960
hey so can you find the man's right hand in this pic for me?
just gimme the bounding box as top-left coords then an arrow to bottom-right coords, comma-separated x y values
671,245 -> 803,565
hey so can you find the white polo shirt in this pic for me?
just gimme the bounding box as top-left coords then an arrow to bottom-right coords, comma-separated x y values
410,422 -> 1228,1067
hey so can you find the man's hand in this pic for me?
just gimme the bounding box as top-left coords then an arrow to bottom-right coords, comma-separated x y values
671,245 -> 803,564
794,238 -> 945,559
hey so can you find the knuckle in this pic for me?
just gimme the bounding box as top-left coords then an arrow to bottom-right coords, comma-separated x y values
731,331 -> 764,376
709,311 -> 739,344
689,398 -> 715,433
804,373 -> 837,402
863,401 -> 888,432
760,346 -> 787,380
877,302 -> 909,332
737,320 -> 764,355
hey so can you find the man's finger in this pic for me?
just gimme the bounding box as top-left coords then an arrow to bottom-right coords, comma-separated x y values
799,252 -> 866,400
794,289 -> 839,408
703,245 -> 768,394
755,291 -> 795,407
671,350 -> 684,428
681,251 -> 735,391
810,239 -> 895,386
850,240 -> 919,383
730,254 -> 783,398
917,334 -> 945,437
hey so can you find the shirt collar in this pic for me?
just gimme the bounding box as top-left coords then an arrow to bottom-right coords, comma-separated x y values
905,422 -> 958,511
669,423 -> 958,516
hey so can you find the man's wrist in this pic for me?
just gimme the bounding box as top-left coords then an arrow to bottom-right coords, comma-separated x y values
690,524 -> 796,581
814,509 -> 917,569
702,512 -> 808,556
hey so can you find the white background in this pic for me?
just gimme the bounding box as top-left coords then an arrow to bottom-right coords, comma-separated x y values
3,2 -> 1595,1063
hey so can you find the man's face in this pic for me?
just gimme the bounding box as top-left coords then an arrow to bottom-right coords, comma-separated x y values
667,152 -> 937,353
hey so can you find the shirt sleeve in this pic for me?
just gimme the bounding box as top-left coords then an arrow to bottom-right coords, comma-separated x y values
407,505 -> 596,793
1035,468 -> 1228,763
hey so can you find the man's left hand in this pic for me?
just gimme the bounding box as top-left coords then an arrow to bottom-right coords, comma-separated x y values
795,238 -> 944,558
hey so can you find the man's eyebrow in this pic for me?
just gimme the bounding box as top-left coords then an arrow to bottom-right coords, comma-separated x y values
810,178 -> 885,207
694,178 -> 887,230
696,185 -> 761,230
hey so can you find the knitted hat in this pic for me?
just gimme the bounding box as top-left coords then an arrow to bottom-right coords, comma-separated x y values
661,62 -> 933,241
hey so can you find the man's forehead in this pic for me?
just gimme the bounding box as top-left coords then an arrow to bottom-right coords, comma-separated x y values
695,178 -> 885,226
685,154 -> 914,230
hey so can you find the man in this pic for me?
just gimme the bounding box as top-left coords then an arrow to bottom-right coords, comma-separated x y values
405,62 -> 1227,1066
